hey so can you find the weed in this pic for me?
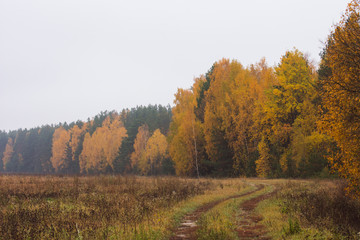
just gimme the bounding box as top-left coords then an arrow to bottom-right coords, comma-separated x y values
282,218 -> 301,236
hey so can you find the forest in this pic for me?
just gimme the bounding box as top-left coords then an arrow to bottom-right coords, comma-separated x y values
0,105 -> 173,175
1,0 -> 359,199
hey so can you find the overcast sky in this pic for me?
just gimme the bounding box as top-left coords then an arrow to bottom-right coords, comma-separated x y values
0,0 -> 348,131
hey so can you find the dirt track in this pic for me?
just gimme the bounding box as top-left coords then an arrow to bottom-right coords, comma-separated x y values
236,188 -> 277,239
170,184 -> 273,240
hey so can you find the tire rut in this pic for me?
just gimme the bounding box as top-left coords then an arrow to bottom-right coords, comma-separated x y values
236,187 -> 278,240
170,184 -> 265,240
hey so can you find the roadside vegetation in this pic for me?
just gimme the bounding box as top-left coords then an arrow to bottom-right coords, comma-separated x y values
0,175 -> 210,239
256,180 -> 360,239
1,176 -> 359,239
0,175 -> 256,240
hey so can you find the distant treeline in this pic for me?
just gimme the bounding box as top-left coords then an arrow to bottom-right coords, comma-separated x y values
1,1 -> 359,198
0,49 -> 346,178
0,105 -> 172,175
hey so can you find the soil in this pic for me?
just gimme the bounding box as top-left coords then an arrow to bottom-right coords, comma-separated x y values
236,189 -> 277,239
169,184 -> 270,240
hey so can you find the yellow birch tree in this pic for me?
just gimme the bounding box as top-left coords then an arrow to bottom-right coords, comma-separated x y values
51,127 -> 71,172
2,138 -> 14,171
130,124 -> 150,171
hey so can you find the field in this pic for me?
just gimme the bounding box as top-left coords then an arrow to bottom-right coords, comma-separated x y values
0,175 -> 359,240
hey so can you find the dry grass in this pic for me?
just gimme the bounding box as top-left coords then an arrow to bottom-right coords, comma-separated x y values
2,176 -> 359,239
280,180 -> 360,238
0,175 -> 212,239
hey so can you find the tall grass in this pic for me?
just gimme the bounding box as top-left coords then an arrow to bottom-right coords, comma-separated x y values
0,175 -> 211,239
280,180 -> 360,239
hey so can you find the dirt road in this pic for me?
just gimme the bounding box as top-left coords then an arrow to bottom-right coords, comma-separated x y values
236,188 -> 277,239
170,184 -> 274,240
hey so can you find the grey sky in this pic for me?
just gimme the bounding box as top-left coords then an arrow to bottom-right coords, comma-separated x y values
0,0 -> 348,131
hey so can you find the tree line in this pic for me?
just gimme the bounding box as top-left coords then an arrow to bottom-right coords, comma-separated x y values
1,0 -> 359,197
168,52 -> 330,178
169,0 -> 360,197
0,105 -> 172,175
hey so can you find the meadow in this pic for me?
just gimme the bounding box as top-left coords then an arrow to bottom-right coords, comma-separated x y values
0,175 -> 359,239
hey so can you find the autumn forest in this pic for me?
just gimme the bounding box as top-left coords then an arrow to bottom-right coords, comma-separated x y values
1,1 -> 360,199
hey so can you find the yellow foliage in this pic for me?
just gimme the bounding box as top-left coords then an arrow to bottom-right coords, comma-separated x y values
319,0 -> 360,198
51,127 -> 71,172
68,124 -> 87,162
169,88 -> 200,176
203,59 -> 241,170
254,49 -> 318,177
2,138 -> 14,171
79,115 -> 127,173
255,138 -> 271,177
138,129 -> 168,175
203,58 -> 273,175
131,124 -> 150,170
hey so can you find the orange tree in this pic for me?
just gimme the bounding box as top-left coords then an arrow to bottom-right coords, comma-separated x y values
319,0 -> 360,198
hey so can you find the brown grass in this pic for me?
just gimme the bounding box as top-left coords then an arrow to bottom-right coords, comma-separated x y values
280,180 -> 360,238
0,175 -> 212,239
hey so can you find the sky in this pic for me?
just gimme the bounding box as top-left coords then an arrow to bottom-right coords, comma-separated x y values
0,0 -> 349,131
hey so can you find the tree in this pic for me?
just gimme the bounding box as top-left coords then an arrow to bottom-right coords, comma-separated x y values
194,66 -> 214,123
253,50 -> 325,177
79,115 -> 127,173
272,49 -> 316,176
67,124 -> 87,173
250,59 -> 277,177
2,138 -> 14,171
255,137 -> 272,177
273,49 -> 314,125
319,0 -> 360,198
224,62 -> 261,176
51,126 -> 71,173
35,126 -> 55,173
138,129 -> 168,175
203,59 -> 238,176
7,130 -> 27,172
130,124 -> 150,172
168,87 -> 205,176
19,128 -> 38,173
0,131 -> 9,171
203,59 -> 261,176
115,105 -> 172,173
79,132 -> 91,173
